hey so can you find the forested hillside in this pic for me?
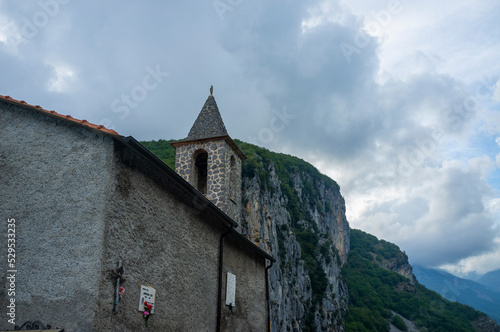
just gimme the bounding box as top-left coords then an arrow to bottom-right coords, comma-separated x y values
343,229 -> 499,332
413,265 -> 500,324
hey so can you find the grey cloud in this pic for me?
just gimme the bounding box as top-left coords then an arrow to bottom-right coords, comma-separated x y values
1,0 -> 499,274
365,161 -> 499,267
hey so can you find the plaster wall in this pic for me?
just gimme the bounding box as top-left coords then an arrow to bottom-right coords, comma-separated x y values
221,235 -> 268,332
0,102 -> 115,331
94,142 -> 268,331
94,143 -> 222,331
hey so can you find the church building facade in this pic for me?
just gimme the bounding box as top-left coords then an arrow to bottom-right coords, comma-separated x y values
0,92 -> 273,332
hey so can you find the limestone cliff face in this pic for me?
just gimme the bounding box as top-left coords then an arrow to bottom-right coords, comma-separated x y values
377,254 -> 417,284
239,157 -> 350,332
373,244 -> 417,284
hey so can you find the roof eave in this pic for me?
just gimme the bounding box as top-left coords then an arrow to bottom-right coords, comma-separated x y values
0,95 -> 121,136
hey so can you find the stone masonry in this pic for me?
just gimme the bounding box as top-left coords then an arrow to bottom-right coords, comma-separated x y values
174,139 -> 243,222
173,93 -> 245,223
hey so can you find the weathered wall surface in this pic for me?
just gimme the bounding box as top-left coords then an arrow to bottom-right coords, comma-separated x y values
95,146 -> 222,331
221,234 -> 268,332
240,160 -> 350,332
1,102 -> 270,332
94,142 -> 267,332
0,102 -> 115,331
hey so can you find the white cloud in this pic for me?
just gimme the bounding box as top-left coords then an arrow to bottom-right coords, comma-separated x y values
441,236 -> 500,276
341,1 -> 500,83
496,137 -> 500,168
341,153 -> 499,268
0,15 -> 23,55
46,63 -> 76,93
494,79 -> 500,101
301,1 -> 347,34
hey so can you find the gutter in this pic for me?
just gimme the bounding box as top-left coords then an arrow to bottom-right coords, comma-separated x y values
265,260 -> 274,332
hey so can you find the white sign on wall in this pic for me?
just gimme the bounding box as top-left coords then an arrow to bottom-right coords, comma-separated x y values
225,272 -> 236,308
139,285 -> 156,313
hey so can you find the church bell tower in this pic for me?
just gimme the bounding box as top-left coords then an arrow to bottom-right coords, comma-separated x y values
171,87 -> 246,222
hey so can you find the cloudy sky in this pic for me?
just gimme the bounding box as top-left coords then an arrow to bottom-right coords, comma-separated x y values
1,0 -> 499,277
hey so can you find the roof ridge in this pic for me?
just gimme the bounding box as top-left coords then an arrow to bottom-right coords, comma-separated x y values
0,94 -> 120,136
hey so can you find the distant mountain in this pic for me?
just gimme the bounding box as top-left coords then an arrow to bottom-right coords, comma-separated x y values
477,269 -> 500,293
413,265 -> 500,324
342,229 -> 500,332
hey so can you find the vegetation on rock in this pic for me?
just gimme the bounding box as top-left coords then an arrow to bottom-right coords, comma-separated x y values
141,138 -> 339,305
234,140 -> 343,331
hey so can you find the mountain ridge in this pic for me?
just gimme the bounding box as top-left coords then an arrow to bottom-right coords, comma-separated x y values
345,229 -> 500,332
477,269 -> 500,292
413,265 -> 500,324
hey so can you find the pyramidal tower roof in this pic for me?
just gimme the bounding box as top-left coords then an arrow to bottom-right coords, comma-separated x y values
172,87 -> 246,160
186,93 -> 228,140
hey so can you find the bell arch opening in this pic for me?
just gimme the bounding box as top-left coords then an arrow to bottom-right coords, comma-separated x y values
193,149 -> 208,195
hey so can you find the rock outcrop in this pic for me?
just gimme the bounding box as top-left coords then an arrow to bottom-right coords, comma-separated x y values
376,250 -> 417,284
473,315 -> 500,332
238,151 -> 350,332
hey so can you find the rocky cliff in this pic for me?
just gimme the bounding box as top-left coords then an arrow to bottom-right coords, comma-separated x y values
235,141 -> 350,332
372,240 -> 417,284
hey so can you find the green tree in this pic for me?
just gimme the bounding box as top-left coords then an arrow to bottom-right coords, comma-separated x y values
392,315 -> 408,331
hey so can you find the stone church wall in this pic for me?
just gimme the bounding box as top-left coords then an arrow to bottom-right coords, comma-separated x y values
92,141 -> 268,331
94,143 -> 223,331
0,99 -> 269,332
0,101 -> 116,331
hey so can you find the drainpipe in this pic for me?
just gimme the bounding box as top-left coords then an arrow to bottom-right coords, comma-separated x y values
265,260 -> 274,332
113,260 -> 123,314
216,225 -> 234,332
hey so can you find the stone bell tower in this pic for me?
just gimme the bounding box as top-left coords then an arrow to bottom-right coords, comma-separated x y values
171,87 -> 246,222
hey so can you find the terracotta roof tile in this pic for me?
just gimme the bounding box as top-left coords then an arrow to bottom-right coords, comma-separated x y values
0,94 -> 120,136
